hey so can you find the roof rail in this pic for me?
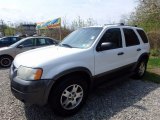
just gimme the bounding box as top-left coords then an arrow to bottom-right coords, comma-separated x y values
104,23 -> 124,26
103,23 -> 138,27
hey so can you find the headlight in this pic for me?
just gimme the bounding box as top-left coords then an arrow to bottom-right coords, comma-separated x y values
17,66 -> 43,80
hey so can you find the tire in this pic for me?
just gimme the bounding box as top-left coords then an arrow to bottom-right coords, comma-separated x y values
49,75 -> 88,116
132,59 -> 147,79
0,56 -> 13,68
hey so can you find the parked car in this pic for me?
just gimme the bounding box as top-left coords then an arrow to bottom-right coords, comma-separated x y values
10,25 -> 150,116
0,36 -> 21,48
0,37 -> 58,67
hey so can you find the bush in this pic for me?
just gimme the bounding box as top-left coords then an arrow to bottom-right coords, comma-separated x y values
150,49 -> 160,57
147,31 -> 160,49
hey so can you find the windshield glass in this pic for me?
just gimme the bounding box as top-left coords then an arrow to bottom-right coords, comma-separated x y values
60,27 -> 103,49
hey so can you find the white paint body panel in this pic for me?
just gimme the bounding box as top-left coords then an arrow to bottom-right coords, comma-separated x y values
13,25 -> 150,80
14,46 -> 95,79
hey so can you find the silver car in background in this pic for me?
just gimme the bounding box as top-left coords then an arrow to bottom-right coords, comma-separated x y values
0,37 -> 59,68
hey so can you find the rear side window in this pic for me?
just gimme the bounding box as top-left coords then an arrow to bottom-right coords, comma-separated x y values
36,38 -> 46,46
123,28 -> 140,47
46,39 -> 56,45
137,29 -> 148,43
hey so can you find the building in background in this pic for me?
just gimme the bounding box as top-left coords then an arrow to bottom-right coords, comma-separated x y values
16,24 -> 36,36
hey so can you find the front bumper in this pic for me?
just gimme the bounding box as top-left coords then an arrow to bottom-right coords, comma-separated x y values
10,65 -> 52,105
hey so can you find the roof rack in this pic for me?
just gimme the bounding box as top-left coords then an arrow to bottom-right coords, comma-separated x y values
103,23 -> 138,27
104,23 -> 124,26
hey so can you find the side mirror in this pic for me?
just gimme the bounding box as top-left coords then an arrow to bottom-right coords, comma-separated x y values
98,42 -> 114,51
17,45 -> 24,49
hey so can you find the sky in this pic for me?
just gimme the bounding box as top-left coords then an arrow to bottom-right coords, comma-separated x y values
0,0 -> 138,26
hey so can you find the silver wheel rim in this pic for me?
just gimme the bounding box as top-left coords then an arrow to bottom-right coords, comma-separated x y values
60,84 -> 83,110
0,58 -> 11,67
138,62 -> 145,76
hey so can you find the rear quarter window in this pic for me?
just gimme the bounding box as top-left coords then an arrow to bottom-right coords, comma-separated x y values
137,29 -> 148,43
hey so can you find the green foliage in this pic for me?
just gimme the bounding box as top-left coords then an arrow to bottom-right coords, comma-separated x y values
143,57 -> 160,83
150,49 -> 160,57
128,0 -> 160,50
71,16 -> 97,30
129,0 -> 160,32
4,27 -> 15,36
147,57 -> 160,69
147,31 -> 160,49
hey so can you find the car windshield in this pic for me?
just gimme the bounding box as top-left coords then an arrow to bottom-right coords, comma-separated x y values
60,27 -> 103,49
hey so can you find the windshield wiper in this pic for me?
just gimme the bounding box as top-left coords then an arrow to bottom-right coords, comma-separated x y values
60,44 -> 73,48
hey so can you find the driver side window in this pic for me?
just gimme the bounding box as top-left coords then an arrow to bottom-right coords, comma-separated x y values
98,28 -> 122,50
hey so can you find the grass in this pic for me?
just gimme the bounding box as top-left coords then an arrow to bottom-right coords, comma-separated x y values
143,71 -> 160,83
143,57 -> 160,83
147,57 -> 160,69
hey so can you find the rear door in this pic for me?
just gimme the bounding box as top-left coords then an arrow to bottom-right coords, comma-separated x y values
35,38 -> 49,48
122,28 -> 141,64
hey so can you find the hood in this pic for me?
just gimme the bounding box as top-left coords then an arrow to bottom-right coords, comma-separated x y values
0,47 -> 9,51
14,46 -> 84,68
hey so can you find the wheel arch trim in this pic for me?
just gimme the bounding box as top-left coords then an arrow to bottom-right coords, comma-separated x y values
44,67 -> 93,104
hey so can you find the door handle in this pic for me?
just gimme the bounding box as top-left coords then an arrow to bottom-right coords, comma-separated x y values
137,48 -> 141,51
31,48 -> 35,49
117,52 -> 124,56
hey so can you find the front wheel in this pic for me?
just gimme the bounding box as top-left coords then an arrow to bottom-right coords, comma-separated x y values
49,76 -> 88,116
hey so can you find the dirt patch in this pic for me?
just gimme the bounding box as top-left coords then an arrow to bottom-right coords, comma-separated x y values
149,68 -> 160,75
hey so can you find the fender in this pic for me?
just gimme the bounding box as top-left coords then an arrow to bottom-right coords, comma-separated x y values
137,52 -> 150,62
133,52 -> 150,71
52,67 -> 93,81
44,67 -> 93,103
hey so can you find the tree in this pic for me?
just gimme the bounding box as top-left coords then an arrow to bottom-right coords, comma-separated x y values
129,0 -> 160,31
70,16 -> 97,30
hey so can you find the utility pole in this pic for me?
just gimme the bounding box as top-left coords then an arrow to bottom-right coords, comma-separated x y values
0,19 -> 5,36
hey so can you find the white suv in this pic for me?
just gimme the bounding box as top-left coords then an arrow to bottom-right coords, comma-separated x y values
10,25 -> 150,116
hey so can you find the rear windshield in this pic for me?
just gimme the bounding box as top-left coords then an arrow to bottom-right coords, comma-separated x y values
137,29 -> 148,43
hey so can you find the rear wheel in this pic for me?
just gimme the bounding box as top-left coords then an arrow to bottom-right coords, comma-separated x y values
49,76 -> 88,116
0,56 -> 13,68
133,60 -> 147,79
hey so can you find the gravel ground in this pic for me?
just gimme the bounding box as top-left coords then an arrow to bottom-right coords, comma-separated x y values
1,69 -> 160,120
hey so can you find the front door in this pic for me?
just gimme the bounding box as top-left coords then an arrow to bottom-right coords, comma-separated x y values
15,38 -> 36,55
94,28 -> 125,76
